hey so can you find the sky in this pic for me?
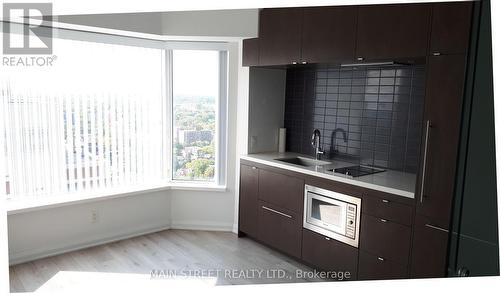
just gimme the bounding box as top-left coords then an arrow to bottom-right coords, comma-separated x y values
172,50 -> 219,98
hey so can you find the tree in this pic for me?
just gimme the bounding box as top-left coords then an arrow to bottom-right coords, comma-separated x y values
185,158 -> 214,179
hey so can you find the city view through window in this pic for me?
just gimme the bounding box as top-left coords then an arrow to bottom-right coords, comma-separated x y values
172,50 -> 219,182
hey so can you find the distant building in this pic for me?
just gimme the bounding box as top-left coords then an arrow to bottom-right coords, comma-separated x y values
178,129 -> 213,144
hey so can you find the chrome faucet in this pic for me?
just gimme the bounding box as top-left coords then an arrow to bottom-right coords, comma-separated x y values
311,129 -> 324,160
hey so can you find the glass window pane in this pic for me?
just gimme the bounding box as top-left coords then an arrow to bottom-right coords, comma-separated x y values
1,37 -> 165,198
172,50 -> 219,182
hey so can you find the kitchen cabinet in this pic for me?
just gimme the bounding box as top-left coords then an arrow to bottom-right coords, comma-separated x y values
355,4 -> 431,60
362,194 -> 414,226
258,6 -> 357,66
302,229 -> 358,280
258,168 -> 304,214
258,8 -> 303,66
411,55 -> 467,279
359,214 -> 412,265
416,54 -> 467,228
358,250 -> 408,280
429,2 -> 473,56
300,6 -> 357,64
258,200 -> 302,258
242,38 -> 259,66
238,164 -> 259,237
410,214 -> 449,278
239,160 -> 416,280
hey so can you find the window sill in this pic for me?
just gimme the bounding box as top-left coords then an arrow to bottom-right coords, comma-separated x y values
6,183 -> 227,215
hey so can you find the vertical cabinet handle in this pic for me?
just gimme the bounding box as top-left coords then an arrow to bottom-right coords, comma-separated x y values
420,120 -> 432,203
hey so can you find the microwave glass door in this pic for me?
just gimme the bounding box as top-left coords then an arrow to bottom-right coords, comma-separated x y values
306,192 -> 347,235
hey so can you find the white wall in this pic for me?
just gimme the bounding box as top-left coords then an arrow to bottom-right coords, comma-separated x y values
53,9 -> 259,38
8,191 -> 170,265
159,9 -> 258,37
248,68 -> 287,153
53,13 -> 164,35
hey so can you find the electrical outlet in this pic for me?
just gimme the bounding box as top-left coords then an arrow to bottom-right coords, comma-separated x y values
91,210 -> 99,223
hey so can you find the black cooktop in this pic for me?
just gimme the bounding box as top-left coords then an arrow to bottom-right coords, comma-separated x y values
329,165 -> 385,177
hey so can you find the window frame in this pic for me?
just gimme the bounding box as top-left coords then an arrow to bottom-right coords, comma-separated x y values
2,23 -> 230,206
165,43 -> 229,187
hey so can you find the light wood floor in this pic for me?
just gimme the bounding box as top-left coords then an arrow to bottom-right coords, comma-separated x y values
9,229 -> 322,292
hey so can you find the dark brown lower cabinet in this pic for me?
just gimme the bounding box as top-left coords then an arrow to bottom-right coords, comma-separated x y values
239,164 -> 259,237
410,214 -> 450,278
301,229 -> 358,280
257,200 -> 302,259
359,214 -> 412,265
358,250 -> 407,280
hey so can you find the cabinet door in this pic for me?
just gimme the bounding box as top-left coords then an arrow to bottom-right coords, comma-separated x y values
239,164 -> 259,237
416,55 -> 467,228
359,214 -> 412,265
356,4 -> 431,60
242,38 -> 259,66
358,250 -> 408,280
258,201 -> 302,258
258,169 -> 304,214
410,214 -> 449,278
258,8 -> 303,66
302,229 -> 358,280
301,6 -> 357,64
429,2 -> 473,56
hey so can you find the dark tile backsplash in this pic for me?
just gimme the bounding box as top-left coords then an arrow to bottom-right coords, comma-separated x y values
284,65 -> 426,173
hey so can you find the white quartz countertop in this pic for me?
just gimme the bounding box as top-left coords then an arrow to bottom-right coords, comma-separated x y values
240,152 -> 416,199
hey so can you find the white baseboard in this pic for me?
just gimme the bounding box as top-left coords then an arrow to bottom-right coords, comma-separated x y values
9,224 -> 171,266
170,220 -> 234,232
10,221 -> 235,265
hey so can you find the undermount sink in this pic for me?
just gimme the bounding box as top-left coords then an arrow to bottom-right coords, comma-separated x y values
274,157 -> 331,167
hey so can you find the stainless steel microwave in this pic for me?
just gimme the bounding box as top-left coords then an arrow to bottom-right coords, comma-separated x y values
303,184 -> 361,248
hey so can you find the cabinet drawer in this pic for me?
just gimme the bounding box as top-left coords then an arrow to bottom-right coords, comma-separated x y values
258,169 -> 304,213
359,214 -> 411,265
362,195 -> 413,226
302,229 -> 358,280
258,201 -> 302,258
358,250 -> 408,280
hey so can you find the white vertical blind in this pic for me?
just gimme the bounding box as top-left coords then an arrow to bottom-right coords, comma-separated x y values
1,37 -> 165,199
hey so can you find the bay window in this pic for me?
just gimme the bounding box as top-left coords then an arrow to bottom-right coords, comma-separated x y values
1,27 -> 228,203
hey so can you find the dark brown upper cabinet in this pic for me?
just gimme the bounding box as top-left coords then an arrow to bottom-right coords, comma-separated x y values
429,2 -> 473,56
258,8 -> 303,66
416,54 -> 467,228
238,164 -> 259,237
300,6 -> 357,64
356,4 -> 431,60
242,38 -> 259,66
